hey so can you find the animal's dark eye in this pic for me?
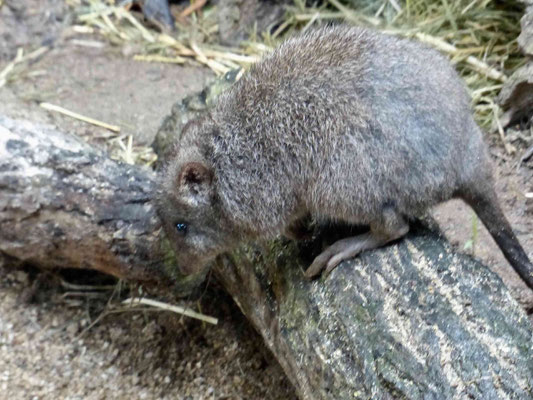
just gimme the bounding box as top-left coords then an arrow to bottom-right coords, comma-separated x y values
175,223 -> 188,235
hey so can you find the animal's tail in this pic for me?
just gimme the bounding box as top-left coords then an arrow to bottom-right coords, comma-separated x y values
463,185 -> 533,289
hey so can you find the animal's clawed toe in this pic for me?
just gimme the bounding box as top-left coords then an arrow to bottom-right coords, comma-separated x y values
305,252 -> 331,278
305,238 -> 357,278
304,234 -> 377,278
325,254 -> 344,274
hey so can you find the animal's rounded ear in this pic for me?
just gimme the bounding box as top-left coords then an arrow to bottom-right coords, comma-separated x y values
177,162 -> 213,199
179,162 -> 212,186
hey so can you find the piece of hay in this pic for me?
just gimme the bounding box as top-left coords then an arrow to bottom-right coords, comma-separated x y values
40,102 -> 121,132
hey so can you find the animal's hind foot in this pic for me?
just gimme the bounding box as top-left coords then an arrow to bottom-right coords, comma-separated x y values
305,232 -> 381,278
304,207 -> 409,278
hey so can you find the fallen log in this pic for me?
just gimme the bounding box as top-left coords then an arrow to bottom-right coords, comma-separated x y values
1,112 -> 532,399
217,229 -> 533,399
0,115 -> 170,283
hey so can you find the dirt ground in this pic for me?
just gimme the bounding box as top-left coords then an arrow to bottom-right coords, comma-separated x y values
0,1 -> 532,399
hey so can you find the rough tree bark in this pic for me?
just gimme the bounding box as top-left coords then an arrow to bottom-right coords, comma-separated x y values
1,108 -> 533,399
0,115 -> 170,283
216,230 -> 533,399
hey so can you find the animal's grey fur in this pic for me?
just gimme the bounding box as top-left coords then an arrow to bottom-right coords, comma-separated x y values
157,25 -> 533,287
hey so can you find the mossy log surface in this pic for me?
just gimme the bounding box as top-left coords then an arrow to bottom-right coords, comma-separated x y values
216,235 -> 533,399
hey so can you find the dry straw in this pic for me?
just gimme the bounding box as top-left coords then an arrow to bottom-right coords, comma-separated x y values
60,0 -> 527,163
73,0 -> 522,132
74,0 -> 267,76
122,297 -> 218,325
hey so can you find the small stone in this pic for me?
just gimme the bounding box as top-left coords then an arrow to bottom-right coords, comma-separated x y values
14,271 -> 29,284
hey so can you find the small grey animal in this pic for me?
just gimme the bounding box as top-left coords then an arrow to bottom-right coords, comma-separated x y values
157,25 -> 533,289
